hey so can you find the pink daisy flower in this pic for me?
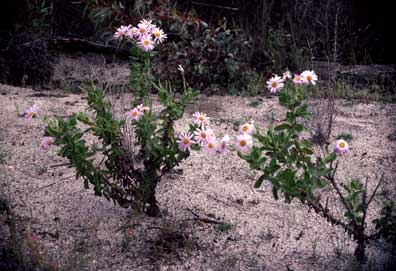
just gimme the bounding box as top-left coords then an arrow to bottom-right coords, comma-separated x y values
139,19 -> 155,31
266,75 -> 284,93
152,27 -> 167,43
134,19 -> 155,38
126,108 -> 143,122
203,137 -> 217,156
114,25 -> 133,40
333,139 -> 349,155
137,36 -> 155,52
41,136 -> 54,150
194,128 -> 215,144
25,104 -> 39,120
177,132 -> 194,152
239,123 -> 255,135
235,134 -> 253,154
216,134 -> 231,154
293,74 -> 304,85
192,112 -> 210,127
300,70 -> 318,85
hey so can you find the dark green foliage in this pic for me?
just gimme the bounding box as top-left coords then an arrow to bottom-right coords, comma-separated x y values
153,22 -> 257,95
336,133 -> 353,141
373,201 -> 396,247
240,85 -> 332,204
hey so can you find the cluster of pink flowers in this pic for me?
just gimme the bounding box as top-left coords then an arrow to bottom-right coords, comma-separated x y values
177,112 -> 255,155
177,112 -> 231,155
25,104 -> 39,120
126,104 -> 150,122
266,70 -> 318,93
114,19 -> 167,52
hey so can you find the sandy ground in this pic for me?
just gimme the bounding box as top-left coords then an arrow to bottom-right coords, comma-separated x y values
0,83 -> 396,271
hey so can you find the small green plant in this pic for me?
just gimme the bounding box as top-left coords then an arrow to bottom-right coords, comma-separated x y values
336,133 -> 353,141
239,75 -> 394,262
373,201 -> 396,248
217,222 -> 233,232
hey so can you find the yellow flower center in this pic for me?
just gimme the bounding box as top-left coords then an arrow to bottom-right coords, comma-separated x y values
140,28 -> 145,33
338,141 -> 346,148
242,125 -> 249,132
28,112 -> 34,117
155,32 -> 160,37
307,75 -> 312,81
183,138 -> 189,145
201,132 -> 206,139
208,143 -> 214,149
240,140 -> 246,147
296,76 -> 301,81
144,40 -> 150,46
271,82 -> 278,88
199,116 -> 205,121
132,111 -> 138,117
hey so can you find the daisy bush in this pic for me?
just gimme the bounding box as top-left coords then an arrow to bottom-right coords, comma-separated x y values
239,70 -> 393,262
43,19 -> 198,216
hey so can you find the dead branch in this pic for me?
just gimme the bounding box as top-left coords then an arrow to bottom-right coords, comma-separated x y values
185,208 -> 225,225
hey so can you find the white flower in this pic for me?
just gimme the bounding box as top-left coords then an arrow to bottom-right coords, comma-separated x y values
114,25 -> 133,40
192,112 -> 210,127
25,104 -> 39,120
137,36 -> 155,52
152,27 -> 167,43
177,65 -> 184,73
126,108 -> 143,122
293,74 -> 304,85
135,19 -> 155,38
266,75 -> 284,93
194,128 -> 215,144
239,123 -> 255,135
216,134 -> 231,154
300,70 -> 318,85
177,132 -> 194,152
203,137 -> 217,156
334,139 -> 349,155
235,134 -> 253,154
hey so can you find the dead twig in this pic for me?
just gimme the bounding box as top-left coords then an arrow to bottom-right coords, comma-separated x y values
185,208 -> 224,225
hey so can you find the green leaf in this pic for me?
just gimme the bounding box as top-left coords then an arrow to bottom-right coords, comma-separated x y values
324,152 -> 337,164
301,148 -> 313,155
254,174 -> 266,188
274,124 -> 290,131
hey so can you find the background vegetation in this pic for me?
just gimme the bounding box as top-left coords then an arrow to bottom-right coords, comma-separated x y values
0,0 -> 395,95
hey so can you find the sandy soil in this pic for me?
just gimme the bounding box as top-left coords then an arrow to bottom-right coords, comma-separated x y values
0,83 -> 395,271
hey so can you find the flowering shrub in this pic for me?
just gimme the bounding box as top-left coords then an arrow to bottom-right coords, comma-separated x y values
43,19 -> 197,216
239,70 -> 394,262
